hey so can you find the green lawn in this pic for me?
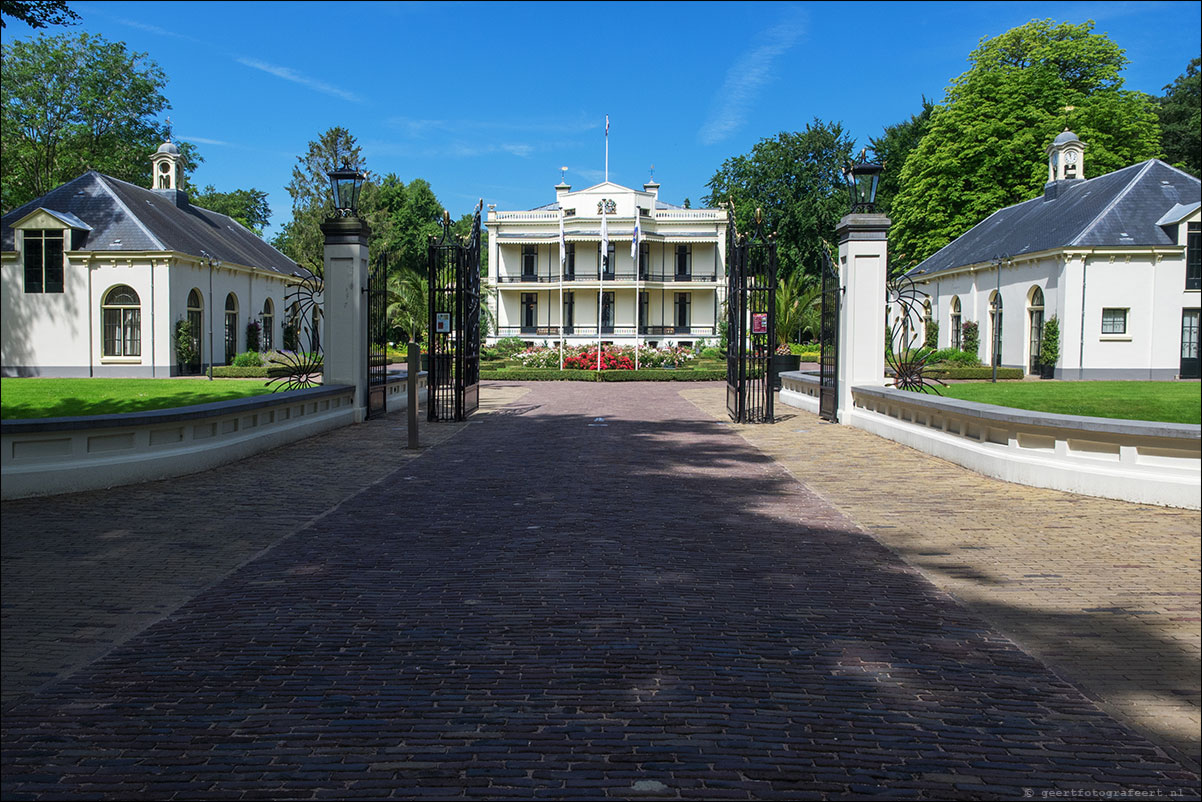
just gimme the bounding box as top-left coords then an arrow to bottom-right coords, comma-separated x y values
933,381 -> 1200,424
1,378 -> 278,420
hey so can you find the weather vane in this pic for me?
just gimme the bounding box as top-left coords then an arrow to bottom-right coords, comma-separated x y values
560,166 -> 568,183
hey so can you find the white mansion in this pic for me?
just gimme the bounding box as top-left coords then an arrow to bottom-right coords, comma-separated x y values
1,140 -> 308,377
906,130 -> 1201,380
487,179 -> 727,349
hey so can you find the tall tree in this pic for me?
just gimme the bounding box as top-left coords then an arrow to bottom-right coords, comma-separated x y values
0,0 -> 79,28
869,97 -> 934,217
273,126 -> 363,274
705,119 -> 854,278
1157,57 -> 1200,177
1,32 -> 199,211
190,185 -> 272,235
889,19 -> 1162,271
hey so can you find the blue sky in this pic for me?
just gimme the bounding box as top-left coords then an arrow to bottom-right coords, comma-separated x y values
6,1 -> 1200,239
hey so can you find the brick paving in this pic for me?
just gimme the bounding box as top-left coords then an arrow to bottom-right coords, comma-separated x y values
2,381 -> 1200,800
682,388 -> 1202,773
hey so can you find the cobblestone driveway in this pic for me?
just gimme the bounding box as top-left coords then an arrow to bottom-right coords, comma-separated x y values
2,382 -> 1198,800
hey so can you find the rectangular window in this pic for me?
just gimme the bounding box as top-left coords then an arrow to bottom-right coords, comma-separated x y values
598,242 -> 615,278
565,243 -> 575,278
1101,308 -> 1128,334
1187,222 -> 1200,291
639,243 -> 650,278
103,308 -> 141,357
601,291 -> 614,332
639,291 -> 649,331
675,245 -> 691,278
23,229 -> 65,293
563,291 -> 574,332
522,245 -> 537,278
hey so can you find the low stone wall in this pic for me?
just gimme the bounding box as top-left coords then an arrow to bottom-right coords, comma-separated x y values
779,372 -> 1201,509
2,372 -> 428,500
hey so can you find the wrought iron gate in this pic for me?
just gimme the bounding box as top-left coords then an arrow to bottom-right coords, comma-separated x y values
366,254 -> 388,418
427,201 -> 482,421
818,246 -> 839,421
725,207 -> 776,423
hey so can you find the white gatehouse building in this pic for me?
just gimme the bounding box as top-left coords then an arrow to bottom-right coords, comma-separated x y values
906,131 -> 1201,380
486,178 -> 727,349
2,139 -> 309,377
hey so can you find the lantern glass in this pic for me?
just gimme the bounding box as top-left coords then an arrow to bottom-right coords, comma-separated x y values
843,161 -> 883,213
328,163 -> 365,217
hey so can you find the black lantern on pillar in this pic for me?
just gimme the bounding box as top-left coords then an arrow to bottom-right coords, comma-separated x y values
328,162 -> 366,218
842,154 -> 884,214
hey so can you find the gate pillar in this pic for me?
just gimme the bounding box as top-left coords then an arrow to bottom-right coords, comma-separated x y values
321,217 -> 371,422
836,212 -> 890,421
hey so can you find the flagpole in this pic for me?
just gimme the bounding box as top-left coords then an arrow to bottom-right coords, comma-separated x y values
605,114 -> 609,184
633,207 -> 640,370
559,207 -> 565,371
598,212 -> 603,372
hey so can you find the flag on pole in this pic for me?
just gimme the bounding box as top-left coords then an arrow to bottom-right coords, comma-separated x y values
559,208 -> 566,268
598,206 -> 607,371
630,208 -> 640,260
600,206 -> 609,258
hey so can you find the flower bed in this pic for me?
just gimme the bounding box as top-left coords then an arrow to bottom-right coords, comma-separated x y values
512,344 -> 696,371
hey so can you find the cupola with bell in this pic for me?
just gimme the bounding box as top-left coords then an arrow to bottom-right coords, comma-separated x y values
151,121 -> 182,191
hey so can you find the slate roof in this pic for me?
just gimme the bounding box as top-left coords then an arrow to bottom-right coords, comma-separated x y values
907,160 -> 1201,279
529,198 -> 688,212
2,171 -> 306,278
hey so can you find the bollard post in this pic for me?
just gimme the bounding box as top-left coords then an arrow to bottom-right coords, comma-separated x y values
407,341 -> 419,449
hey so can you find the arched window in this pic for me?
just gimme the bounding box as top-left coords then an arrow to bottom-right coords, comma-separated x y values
186,288 -> 204,371
1028,286 -> 1044,374
102,285 -> 141,357
950,296 -> 962,350
261,298 -> 274,351
989,291 -> 1004,367
224,293 -> 238,363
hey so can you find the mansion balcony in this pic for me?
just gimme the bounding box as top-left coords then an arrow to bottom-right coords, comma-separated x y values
497,270 -> 719,284
496,325 -> 717,338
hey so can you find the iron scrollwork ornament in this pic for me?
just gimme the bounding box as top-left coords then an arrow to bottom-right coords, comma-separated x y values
267,274 -> 324,392
886,274 -> 944,394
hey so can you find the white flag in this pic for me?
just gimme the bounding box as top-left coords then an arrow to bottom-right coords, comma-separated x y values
630,208 -> 640,260
559,208 -> 566,268
600,208 -> 608,271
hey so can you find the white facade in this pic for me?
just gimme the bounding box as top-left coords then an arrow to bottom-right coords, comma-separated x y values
907,135 -> 1201,380
2,151 -> 306,378
486,180 -> 727,348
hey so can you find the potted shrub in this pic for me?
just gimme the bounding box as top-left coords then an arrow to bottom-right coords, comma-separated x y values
1039,316 -> 1060,379
771,343 -> 800,388
961,320 -> 980,358
175,318 -> 199,374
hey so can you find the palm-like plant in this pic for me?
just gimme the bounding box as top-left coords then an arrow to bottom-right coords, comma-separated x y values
387,267 -> 428,343
775,271 -> 822,346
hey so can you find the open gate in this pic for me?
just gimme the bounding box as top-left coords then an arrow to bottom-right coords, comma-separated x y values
427,201 -> 483,421
818,246 -> 839,421
365,254 -> 388,419
725,207 -> 776,423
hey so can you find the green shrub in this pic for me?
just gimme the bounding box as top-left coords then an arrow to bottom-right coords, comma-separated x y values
924,320 -> 939,349
481,368 -> 599,381
701,347 -> 723,359
494,337 -> 528,357
232,351 -> 264,367
1040,316 -> 1060,367
245,321 -> 261,353
923,366 -> 1023,380
174,318 -> 199,372
788,343 -> 820,359
961,321 -> 980,356
928,348 -> 981,366
210,366 -> 270,378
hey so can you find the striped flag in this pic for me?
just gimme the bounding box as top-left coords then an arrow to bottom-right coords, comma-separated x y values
559,208 -> 566,268
630,207 -> 640,260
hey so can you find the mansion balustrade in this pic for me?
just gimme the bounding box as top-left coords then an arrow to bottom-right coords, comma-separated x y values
497,271 -> 719,284
495,325 -> 716,338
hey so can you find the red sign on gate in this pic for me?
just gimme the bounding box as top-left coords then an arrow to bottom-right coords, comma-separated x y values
751,313 -> 768,334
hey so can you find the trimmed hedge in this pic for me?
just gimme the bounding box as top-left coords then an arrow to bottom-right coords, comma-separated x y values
924,366 -> 1024,380
210,366 -> 271,378
481,368 -> 599,381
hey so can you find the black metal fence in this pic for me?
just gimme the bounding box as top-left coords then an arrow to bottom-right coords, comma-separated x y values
366,254 -> 388,418
819,246 -> 839,421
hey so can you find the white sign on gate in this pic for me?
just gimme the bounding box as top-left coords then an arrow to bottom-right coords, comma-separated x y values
435,312 -> 451,333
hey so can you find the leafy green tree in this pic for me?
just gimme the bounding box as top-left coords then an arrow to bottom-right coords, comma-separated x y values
273,126 -> 363,275
191,185 -> 271,234
889,20 -> 1162,271
705,119 -> 854,278
869,97 -> 934,216
1,32 -> 201,211
1157,58 -> 1200,177
1,0 -> 79,29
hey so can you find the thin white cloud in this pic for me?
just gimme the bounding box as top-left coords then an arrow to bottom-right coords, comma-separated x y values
180,136 -> 232,146
699,12 -> 806,145
386,115 -> 599,137
114,18 -> 208,45
236,57 -> 363,103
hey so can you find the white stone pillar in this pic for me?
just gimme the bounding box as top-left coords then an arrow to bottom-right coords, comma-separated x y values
836,213 -> 890,421
320,218 -> 370,422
